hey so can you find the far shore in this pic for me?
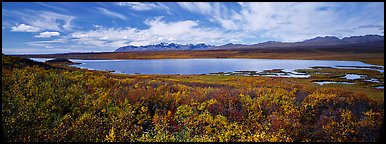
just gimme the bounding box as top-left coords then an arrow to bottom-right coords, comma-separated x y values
13,49 -> 384,66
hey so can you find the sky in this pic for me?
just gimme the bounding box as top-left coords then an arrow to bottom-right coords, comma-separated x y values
2,2 -> 384,54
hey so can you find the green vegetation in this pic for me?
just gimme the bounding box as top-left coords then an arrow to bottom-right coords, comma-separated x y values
295,67 -> 384,100
2,55 -> 384,142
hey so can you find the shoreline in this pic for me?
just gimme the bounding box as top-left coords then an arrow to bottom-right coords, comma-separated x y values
13,50 -> 385,66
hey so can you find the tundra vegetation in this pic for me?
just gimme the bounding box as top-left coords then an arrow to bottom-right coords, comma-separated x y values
2,55 -> 384,142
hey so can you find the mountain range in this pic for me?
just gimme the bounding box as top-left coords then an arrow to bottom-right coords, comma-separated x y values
115,43 -> 214,52
114,35 -> 384,52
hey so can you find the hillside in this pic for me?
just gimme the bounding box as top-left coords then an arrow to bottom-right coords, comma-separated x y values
114,35 -> 384,52
214,35 -> 384,50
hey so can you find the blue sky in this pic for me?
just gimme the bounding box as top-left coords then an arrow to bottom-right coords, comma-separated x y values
2,2 -> 384,54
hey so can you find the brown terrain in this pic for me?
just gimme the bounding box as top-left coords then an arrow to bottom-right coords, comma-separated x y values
15,47 -> 384,66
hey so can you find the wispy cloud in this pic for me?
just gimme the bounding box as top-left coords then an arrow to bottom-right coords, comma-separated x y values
36,2 -> 69,12
35,31 -> 60,38
353,25 -> 384,30
26,37 -> 69,48
117,2 -> 166,11
93,24 -> 103,28
3,2 -> 384,54
3,46 -> 96,54
11,24 -> 40,32
96,7 -> 127,20
8,10 -> 75,32
178,2 -> 384,42
32,11 -> 74,31
177,2 -> 213,15
177,2 -> 244,31
27,38 -> 68,44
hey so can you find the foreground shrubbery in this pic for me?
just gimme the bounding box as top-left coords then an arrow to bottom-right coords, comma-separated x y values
2,55 -> 384,142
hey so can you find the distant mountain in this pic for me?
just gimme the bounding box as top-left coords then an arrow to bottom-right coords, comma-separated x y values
341,35 -> 384,44
301,36 -> 342,45
114,35 -> 383,52
213,43 -> 249,49
114,43 -> 213,52
299,35 -> 384,45
214,34 -> 384,50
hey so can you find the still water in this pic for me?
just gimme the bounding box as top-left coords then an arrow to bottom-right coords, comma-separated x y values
29,58 -> 383,76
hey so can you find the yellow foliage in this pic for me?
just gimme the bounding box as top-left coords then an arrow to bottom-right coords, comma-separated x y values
105,127 -> 115,142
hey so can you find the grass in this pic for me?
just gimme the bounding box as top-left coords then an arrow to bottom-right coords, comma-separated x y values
294,67 -> 384,101
47,57 -> 384,101
2,54 -> 384,142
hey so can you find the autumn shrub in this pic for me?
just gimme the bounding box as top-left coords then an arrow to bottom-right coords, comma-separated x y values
2,55 -> 383,142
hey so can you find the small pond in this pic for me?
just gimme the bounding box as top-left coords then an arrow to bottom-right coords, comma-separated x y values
313,81 -> 355,85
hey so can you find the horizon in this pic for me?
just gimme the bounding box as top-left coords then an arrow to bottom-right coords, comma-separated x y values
2,2 -> 384,54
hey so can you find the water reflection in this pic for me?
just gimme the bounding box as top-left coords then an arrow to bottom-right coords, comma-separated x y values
29,58 -> 384,77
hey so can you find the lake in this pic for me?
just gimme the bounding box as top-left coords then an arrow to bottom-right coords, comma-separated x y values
29,58 -> 383,77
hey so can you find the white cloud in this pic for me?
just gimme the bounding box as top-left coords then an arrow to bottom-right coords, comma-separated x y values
35,31 -> 60,38
231,2 -> 342,41
2,46 -> 99,55
5,2 -> 383,54
93,24 -> 103,28
20,36 -> 105,54
71,27 -> 137,41
70,27 -> 135,48
117,2 -> 168,11
110,40 -> 130,48
36,2 -> 69,12
69,17 -> 250,50
177,2 -> 213,15
139,17 -> 249,45
96,7 -> 127,20
28,37 -> 69,44
179,2 -> 384,42
8,10 -> 75,32
177,2 -> 241,31
11,24 -> 40,32
73,37 -> 107,46
26,37 -> 68,49
27,43 -> 54,48
30,11 -> 74,31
